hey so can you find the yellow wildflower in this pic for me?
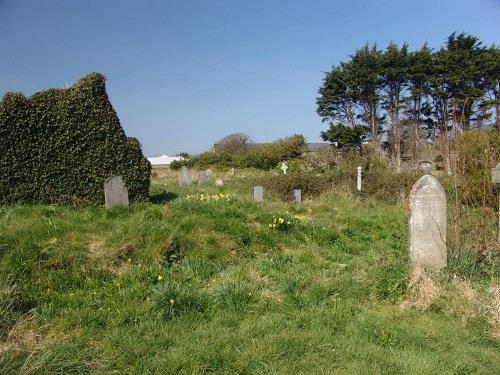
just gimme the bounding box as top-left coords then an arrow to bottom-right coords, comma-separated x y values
157,275 -> 163,281
169,299 -> 175,305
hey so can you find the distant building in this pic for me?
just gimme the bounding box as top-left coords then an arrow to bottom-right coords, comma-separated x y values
148,155 -> 183,168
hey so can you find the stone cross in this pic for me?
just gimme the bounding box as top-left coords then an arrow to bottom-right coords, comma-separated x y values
179,166 -> 191,187
280,162 -> 288,175
104,176 -> 129,209
492,162 -> 500,242
254,186 -> 264,202
357,166 -> 362,192
293,189 -> 301,203
215,178 -> 224,187
408,174 -> 447,270
198,171 -> 207,186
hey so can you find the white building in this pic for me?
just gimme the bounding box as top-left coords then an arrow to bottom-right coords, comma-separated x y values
147,155 -> 183,167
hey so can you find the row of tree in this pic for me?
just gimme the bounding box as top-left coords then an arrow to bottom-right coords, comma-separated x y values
316,32 -> 500,172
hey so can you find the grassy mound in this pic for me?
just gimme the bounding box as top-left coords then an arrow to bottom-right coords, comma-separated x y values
1,172 -> 499,374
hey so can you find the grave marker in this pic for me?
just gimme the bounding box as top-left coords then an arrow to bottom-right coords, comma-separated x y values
254,186 -> 264,202
408,174 -> 447,270
198,171 -> 207,186
104,176 -> 129,209
357,166 -> 362,192
179,166 -> 191,187
293,189 -> 301,203
492,162 -> 500,242
215,178 -> 224,187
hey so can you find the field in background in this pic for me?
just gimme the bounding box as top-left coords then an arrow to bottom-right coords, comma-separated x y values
1,170 -> 499,374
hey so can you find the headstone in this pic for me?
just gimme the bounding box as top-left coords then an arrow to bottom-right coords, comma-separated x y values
419,160 -> 433,172
293,189 -> 301,203
408,174 -> 447,269
254,186 -> 263,202
357,166 -> 362,192
179,166 -> 191,187
215,178 -> 224,187
104,176 -> 129,209
280,162 -> 288,175
229,168 -> 235,176
205,169 -> 213,177
198,171 -> 207,186
492,162 -> 500,242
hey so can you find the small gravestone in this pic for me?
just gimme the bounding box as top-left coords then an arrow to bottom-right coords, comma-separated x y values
104,176 -> 129,209
229,168 -> 235,176
254,186 -> 263,202
357,166 -> 362,192
492,162 -> 500,242
293,189 -> 301,203
198,171 -> 207,186
408,174 -> 447,269
215,178 -> 224,187
179,166 -> 191,187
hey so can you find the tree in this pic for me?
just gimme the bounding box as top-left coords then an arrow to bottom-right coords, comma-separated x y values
321,123 -> 363,150
215,133 -> 253,153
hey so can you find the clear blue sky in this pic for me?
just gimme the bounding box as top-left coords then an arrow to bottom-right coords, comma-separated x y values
1,0 -> 499,155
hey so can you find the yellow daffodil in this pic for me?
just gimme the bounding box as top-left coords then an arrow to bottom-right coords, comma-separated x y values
157,275 -> 163,281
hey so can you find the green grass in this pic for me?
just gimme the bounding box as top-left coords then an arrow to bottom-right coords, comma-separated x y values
1,172 -> 499,374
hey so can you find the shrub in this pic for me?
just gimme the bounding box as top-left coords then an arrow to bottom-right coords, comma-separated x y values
256,174 -> 334,201
171,135 -> 307,170
0,73 -> 150,205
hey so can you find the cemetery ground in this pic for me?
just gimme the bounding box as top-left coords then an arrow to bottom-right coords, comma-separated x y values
1,169 -> 499,374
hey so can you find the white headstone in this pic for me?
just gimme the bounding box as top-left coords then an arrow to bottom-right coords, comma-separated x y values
293,189 -> 301,203
179,166 -> 191,187
357,166 -> 362,192
254,186 -> 264,202
104,176 -> 129,209
492,162 -> 500,242
409,175 -> 447,270
215,178 -> 224,187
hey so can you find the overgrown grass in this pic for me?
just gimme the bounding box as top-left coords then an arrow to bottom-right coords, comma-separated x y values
1,171 -> 499,374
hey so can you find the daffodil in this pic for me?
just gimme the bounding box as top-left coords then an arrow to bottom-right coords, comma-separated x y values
157,275 -> 163,281
169,299 -> 175,305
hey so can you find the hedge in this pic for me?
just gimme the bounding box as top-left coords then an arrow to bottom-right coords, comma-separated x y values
0,72 -> 151,205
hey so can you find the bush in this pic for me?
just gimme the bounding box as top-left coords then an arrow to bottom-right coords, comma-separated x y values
256,174 -> 334,201
0,73 -> 151,205
171,135 -> 307,170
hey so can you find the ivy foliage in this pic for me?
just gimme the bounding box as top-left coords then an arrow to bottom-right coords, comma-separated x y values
0,72 -> 151,205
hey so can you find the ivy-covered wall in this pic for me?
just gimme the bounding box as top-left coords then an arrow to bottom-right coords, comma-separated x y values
0,72 -> 151,205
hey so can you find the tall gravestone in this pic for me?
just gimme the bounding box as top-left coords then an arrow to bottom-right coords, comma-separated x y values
408,175 -> 447,269
492,162 -> 500,242
198,171 -> 207,186
104,176 -> 129,209
293,189 -> 301,203
179,166 -> 191,187
254,186 -> 263,202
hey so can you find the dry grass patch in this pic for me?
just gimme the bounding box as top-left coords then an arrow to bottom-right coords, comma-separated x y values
400,267 -> 441,310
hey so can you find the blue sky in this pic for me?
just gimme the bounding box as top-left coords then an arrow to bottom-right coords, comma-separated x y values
1,0 -> 499,155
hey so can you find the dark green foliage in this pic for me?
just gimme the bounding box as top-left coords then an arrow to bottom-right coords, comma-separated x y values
171,135 -> 306,170
321,124 -> 363,149
0,73 -> 151,205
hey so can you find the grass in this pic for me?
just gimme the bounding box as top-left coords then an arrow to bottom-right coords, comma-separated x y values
1,170 -> 499,374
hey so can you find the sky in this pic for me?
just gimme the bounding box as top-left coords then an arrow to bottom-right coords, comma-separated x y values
1,0 -> 499,156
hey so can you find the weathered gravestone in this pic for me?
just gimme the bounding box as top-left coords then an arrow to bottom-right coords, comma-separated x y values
492,162 -> 500,242
357,166 -> 362,192
215,178 -> 224,187
179,166 -> 191,187
104,176 -> 129,209
293,189 -> 301,203
198,171 -> 207,186
408,174 -> 447,269
254,186 -> 264,202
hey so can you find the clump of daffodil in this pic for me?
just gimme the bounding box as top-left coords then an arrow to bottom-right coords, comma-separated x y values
269,213 -> 301,232
185,193 -> 233,202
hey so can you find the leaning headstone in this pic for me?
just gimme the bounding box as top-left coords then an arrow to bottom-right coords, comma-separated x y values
408,174 -> 447,270
104,176 -> 129,209
293,189 -> 301,203
198,171 -> 207,186
254,186 -> 263,202
179,166 -> 191,187
215,178 -> 224,187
